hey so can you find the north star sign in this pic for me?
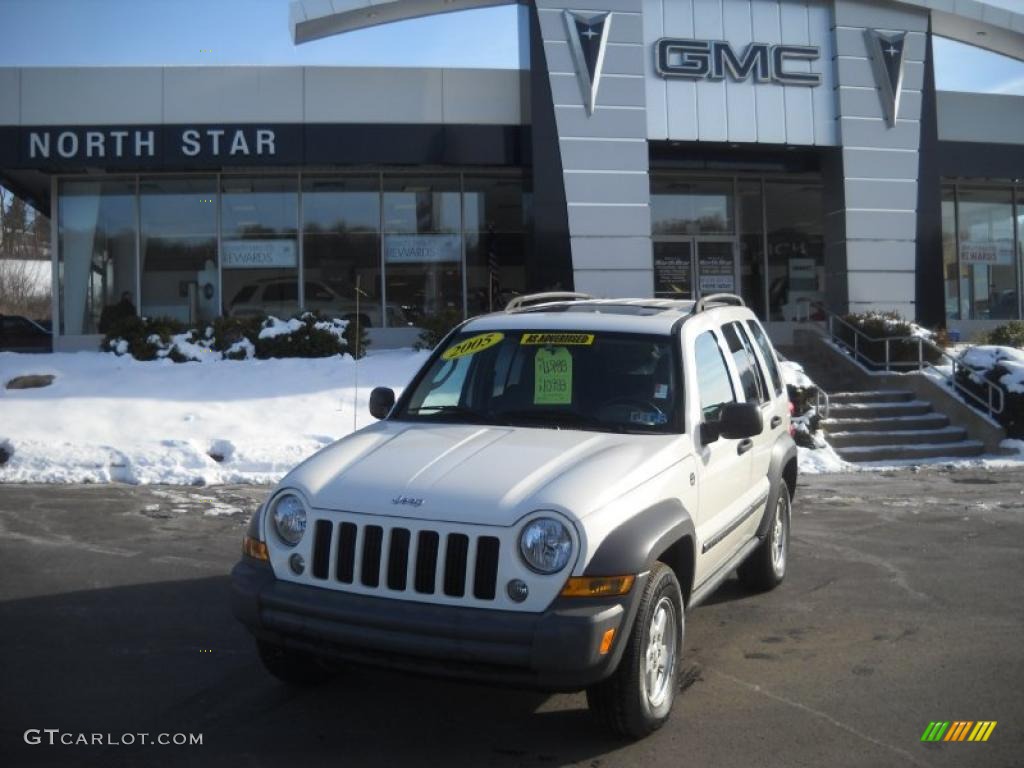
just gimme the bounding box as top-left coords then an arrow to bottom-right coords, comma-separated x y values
655,38 -> 821,86
26,126 -> 279,161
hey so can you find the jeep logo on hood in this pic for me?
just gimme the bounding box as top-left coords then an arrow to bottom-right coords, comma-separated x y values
392,495 -> 424,507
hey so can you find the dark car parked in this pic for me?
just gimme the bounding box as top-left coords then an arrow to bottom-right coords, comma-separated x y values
0,315 -> 52,353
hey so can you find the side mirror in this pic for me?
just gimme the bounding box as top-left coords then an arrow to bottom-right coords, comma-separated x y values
701,401 -> 763,444
368,387 -> 396,420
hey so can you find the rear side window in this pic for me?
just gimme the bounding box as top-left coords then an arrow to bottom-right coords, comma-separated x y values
694,331 -> 736,420
747,320 -> 783,396
721,322 -> 768,404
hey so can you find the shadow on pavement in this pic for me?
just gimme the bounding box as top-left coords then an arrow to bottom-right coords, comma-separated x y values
0,575 -> 643,767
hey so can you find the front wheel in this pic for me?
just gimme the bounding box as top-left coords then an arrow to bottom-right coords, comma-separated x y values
586,562 -> 684,740
738,479 -> 791,592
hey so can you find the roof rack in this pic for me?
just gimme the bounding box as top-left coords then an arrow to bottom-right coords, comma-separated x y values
692,293 -> 745,314
504,291 -> 593,312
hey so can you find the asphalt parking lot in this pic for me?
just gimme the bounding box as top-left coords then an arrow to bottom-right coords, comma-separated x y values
1,467 -> 1022,768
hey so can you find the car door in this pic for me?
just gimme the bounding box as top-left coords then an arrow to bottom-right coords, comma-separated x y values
745,317 -> 790,472
721,321 -> 774,501
689,329 -> 755,583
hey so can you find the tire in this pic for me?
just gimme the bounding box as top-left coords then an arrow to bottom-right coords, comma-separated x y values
256,639 -> 332,686
738,478 -> 791,592
586,562 -> 684,740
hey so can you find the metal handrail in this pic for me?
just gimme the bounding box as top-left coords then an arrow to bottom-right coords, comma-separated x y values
826,313 -> 1005,418
814,387 -> 831,420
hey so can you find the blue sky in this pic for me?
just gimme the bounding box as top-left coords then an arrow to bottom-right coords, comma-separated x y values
0,0 -> 526,68
0,0 -> 1020,93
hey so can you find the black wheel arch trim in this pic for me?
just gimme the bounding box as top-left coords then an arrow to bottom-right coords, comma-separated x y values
756,433 -> 797,540
583,498 -> 696,580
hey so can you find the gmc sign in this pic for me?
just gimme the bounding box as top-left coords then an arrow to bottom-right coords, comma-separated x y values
655,38 -> 821,87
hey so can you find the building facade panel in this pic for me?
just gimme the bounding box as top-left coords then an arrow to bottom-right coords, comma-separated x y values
303,67 -> 445,123
163,68 -> 305,123
21,68 -> 164,125
3,0 -> 1024,348
0,69 -> 19,125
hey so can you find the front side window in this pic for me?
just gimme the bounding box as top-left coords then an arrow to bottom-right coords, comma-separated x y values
694,331 -> 736,421
745,320 -> 783,396
397,331 -> 679,433
721,322 -> 767,404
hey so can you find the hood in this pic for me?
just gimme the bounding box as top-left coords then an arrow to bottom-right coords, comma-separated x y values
284,421 -> 683,527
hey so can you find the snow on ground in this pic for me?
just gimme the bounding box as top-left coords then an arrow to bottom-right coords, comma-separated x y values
2,348 -> 1021,485
0,349 -> 428,485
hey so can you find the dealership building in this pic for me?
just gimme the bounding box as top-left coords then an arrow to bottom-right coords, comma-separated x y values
1,0 -> 1022,349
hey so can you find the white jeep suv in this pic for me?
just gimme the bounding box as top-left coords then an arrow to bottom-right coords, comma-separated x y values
232,293 -> 797,739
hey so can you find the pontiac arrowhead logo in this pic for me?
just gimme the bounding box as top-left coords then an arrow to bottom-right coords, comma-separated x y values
865,29 -> 907,127
564,10 -> 612,116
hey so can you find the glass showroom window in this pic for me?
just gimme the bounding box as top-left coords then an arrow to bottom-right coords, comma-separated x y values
738,180 -> 766,320
139,177 -> 218,326
302,176 -> 391,327
650,177 -> 734,235
765,181 -> 825,322
941,186 -> 960,320
221,177 -> 299,320
58,179 -> 137,335
957,188 -> 1017,320
382,176 -> 462,325
464,173 -> 528,314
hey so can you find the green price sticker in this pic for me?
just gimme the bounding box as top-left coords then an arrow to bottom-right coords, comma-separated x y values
534,347 -> 573,405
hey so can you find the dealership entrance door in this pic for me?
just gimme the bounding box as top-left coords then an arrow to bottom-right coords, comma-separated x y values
653,236 -> 738,301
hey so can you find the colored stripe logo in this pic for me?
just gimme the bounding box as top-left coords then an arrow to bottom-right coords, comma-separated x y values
921,721 -> 997,742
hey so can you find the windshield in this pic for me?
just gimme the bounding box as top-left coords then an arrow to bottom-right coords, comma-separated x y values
395,330 -> 680,433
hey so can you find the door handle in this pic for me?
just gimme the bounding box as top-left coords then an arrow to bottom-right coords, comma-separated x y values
770,415 -> 782,429
737,438 -> 753,455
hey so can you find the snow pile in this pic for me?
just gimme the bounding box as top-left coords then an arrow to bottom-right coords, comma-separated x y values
960,345 -> 1024,395
780,359 -> 815,389
258,315 -> 348,342
0,349 -> 428,485
797,444 -> 849,474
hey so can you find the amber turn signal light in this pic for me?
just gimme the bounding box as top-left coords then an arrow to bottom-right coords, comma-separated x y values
599,628 -> 616,655
560,575 -> 635,598
243,535 -> 269,561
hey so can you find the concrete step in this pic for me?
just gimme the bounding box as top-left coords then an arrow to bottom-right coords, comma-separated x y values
827,426 -> 968,449
827,400 -> 933,419
823,413 -> 951,433
828,390 -> 916,404
835,440 -> 985,463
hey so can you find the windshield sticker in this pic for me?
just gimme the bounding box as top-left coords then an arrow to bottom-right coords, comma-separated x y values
654,383 -> 669,399
521,333 -> 595,346
534,347 -> 573,405
441,332 -> 504,361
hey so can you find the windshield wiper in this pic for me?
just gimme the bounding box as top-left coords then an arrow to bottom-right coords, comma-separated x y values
495,409 -> 626,433
404,405 -> 492,423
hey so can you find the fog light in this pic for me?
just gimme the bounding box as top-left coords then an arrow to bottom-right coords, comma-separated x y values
289,553 -> 305,575
507,579 -> 529,603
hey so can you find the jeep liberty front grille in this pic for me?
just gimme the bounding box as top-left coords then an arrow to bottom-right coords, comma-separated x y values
310,519 -> 501,601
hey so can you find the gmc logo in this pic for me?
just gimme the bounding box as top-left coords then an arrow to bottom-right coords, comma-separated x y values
655,39 -> 821,87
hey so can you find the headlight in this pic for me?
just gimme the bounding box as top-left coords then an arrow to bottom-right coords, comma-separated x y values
519,517 -> 573,574
271,493 -> 307,546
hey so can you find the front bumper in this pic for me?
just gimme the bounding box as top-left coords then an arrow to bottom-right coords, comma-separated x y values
231,558 -> 646,691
